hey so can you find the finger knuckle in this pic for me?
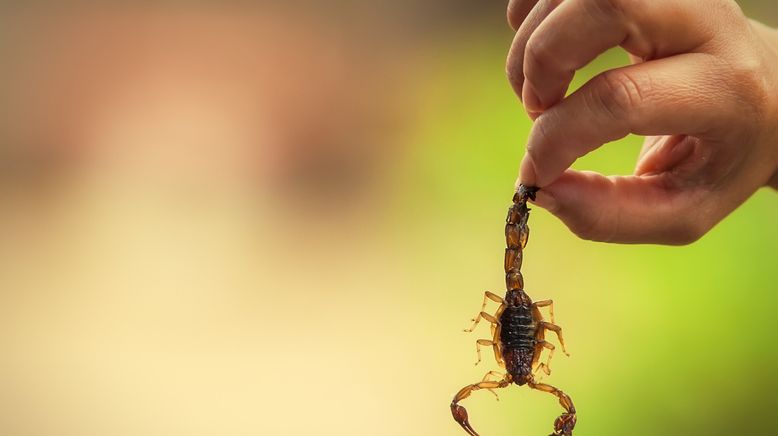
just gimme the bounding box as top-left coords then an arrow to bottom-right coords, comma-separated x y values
567,205 -> 612,242
524,34 -> 559,82
670,217 -> 710,246
527,114 -> 554,159
588,0 -> 628,19
569,216 -> 603,242
710,0 -> 745,20
726,55 -> 771,127
524,132 -> 542,169
593,70 -> 646,119
506,58 -> 523,88
570,224 -> 598,242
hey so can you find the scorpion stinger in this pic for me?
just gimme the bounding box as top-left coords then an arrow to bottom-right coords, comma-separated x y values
450,185 -> 577,436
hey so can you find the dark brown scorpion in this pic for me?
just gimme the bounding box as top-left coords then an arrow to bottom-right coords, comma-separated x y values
450,185 -> 577,436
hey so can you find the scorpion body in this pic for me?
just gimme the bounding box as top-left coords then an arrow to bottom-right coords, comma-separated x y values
451,185 -> 577,436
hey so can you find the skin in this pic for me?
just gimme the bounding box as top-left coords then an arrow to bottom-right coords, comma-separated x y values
506,0 -> 778,244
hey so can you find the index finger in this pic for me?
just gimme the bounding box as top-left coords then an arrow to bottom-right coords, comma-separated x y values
520,54 -> 739,187
507,0 -> 539,31
516,0 -> 716,113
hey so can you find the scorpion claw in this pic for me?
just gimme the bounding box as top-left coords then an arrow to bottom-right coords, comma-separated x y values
550,412 -> 577,436
451,403 -> 480,436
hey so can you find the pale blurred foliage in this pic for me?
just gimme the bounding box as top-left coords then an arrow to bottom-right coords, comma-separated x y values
0,3 -> 425,435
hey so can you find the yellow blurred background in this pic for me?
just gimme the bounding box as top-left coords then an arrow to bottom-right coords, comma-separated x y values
0,2 -> 776,436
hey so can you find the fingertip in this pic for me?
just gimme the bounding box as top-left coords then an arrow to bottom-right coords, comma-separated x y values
522,81 -> 544,114
506,0 -> 519,31
519,153 -> 538,187
507,0 -> 536,32
527,111 -> 542,121
524,112 -> 566,188
507,8 -> 521,32
540,171 -> 617,241
634,136 -> 697,176
529,189 -> 558,212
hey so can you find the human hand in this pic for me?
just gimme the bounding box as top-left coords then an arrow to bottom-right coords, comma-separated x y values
506,0 -> 778,244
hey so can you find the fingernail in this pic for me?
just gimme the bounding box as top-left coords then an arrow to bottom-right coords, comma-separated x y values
530,189 -> 557,212
522,82 -> 543,114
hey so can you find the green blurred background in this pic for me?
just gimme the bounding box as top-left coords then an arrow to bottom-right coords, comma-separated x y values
400,35 -> 778,436
0,2 -> 775,436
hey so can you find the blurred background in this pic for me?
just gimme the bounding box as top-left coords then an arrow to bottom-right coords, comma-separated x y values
0,2 -> 776,435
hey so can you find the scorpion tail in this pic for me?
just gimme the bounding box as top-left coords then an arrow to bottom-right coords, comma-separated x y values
530,381 -> 577,436
450,401 -> 479,436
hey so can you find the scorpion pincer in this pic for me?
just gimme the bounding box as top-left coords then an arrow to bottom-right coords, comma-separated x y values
450,185 -> 577,436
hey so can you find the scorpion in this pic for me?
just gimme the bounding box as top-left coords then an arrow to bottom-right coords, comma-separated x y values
450,185 -> 576,436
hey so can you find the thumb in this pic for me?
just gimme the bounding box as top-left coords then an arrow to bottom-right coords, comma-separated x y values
522,170 -> 711,245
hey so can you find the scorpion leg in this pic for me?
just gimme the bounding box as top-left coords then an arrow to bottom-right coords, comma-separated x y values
480,371 -> 506,401
470,306 -> 505,368
481,312 -> 499,323
465,292 -> 504,332
533,340 -> 556,376
465,311 -> 499,333
532,300 -> 556,324
451,375 -> 511,436
491,316 -> 505,368
540,321 -> 570,356
474,339 -> 496,366
529,381 -> 577,436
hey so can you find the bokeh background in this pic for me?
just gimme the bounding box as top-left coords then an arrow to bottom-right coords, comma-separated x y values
0,2 -> 776,436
